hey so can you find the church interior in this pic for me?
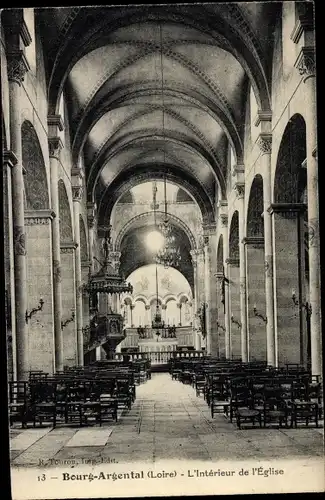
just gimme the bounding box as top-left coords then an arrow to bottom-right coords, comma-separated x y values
2,3 -> 324,470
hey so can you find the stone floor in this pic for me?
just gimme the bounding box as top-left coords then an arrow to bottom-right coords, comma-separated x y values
10,373 -> 324,468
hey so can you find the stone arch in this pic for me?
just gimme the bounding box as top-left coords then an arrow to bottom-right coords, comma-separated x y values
247,174 -> 264,237
114,211 -> 197,252
134,295 -> 148,306
22,121 -> 50,210
58,179 -> 73,241
79,215 -> 89,261
98,163 -> 213,225
274,114 -> 307,204
164,294 -> 178,305
49,7 -> 271,117
229,211 -> 239,260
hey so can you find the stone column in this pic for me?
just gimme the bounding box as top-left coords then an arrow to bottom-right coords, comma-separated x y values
243,237 -> 266,361
25,210 -> 56,374
130,304 -> 135,328
215,272 -> 226,359
202,226 -> 218,356
145,305 -> 151,327
48,116 -> 64,372
162,304 -> 167,324
177,303 -> 182,326
60,242 -> 78,367
268,204 -> 307,367
257,131 -> 276,366
226,258 -> 241,359
196,247 -> 206,351
219,208 -> 230,359
3,151 -> 18,379
235,182 -> 248,362
190,250 -> 200,350
87,202 -> 97,274
6,42 -> 30,381
295,47 -> 321,376
72,169 -> 84,366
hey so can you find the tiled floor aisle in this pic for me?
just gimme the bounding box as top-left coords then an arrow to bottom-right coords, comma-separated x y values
10,374 -> 324,467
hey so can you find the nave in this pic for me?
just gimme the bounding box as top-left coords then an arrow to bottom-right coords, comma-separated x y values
10,373 -> 323,467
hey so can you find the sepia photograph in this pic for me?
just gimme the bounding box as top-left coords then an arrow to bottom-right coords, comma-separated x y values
1,1 -> 324,498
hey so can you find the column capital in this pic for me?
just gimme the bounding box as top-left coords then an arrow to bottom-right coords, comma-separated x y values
242,236 -> 265,248
145,305 -> 151,310
225,257 -> 240,267
72,165 -> 84,202
202,222 -> 217,235
219,214 -> 228,228
231,163 -> 245,177
267,203 -> 307,217
87,201 -> 97,227
48,114 -> 64,133
234,182 -> 245,200
24,209 -> 56,225
290,6 -> 314,45
3,150 -> 18,168
294,46 -> 316,81
254,110 -> 272,128
48,136 -> 64,159
7,50 -> 30,85
60,241 -> 78,254
257,133 -> 272,154
2,9 -> 32,48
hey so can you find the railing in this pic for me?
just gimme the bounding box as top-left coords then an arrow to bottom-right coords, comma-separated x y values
114,350 -> 205,365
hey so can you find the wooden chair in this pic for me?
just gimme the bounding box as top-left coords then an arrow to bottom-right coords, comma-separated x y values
290,401 -> 319,428
29,381 -> 57,427
8,381 -> 29,428
263,395 -> 289,428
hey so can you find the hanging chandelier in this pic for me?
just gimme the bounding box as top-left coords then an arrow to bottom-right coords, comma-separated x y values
154,22 -> 181,270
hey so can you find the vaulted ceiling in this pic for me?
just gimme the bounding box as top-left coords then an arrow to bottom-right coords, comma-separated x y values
39,3 -> 278,226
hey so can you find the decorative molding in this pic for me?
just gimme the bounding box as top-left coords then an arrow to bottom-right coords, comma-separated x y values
267,203 -> 307,217
24,209 -> 55,225
234,182 -> 245,199
71,167 -> 84,202
3,150 -> 18,168
87,202 -> 97,228
217,199 -> 228,209
72,186 -> 83,201
257,133 -> 272,154
81,260 -> 92,268
202,222 -> 217,235
14,226 -> 26,256
48,137 -> 63,159
225,258 -> 240,267
219,214 -> 228,228
7,50 -> 30,85
290,15 -> 314,44
60,241 -> 78,254
47,114 -> 64,132
232,163 -> 245,177
242,237 -> 264,248
294,46 -> 316,80
254,110 -> 272,128
2,11 -> 32,47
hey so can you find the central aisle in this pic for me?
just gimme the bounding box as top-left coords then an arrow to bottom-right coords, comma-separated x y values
10,373 -> 323,467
